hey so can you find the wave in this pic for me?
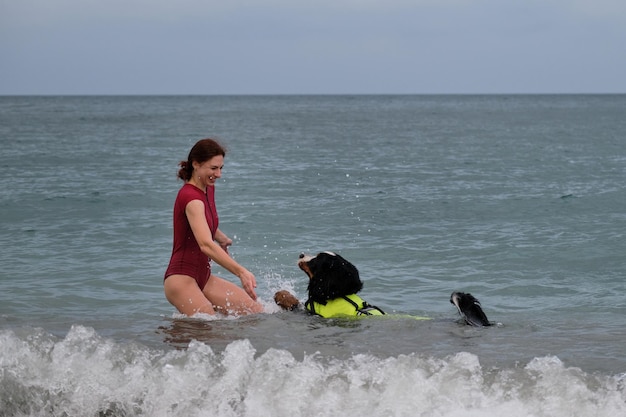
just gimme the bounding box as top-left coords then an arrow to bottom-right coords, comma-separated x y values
1,325 -> 624,417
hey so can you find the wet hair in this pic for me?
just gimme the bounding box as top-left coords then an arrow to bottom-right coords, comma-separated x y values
177,138 -> 227,181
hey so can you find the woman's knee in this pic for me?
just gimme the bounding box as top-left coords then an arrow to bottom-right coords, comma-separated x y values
204,276 -> 263,315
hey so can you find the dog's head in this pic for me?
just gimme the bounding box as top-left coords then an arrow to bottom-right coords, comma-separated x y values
450,291 -> 491,327
298,252 -> 363,304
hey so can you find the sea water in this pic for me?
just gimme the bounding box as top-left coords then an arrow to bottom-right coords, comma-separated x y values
1,95 -> 625,416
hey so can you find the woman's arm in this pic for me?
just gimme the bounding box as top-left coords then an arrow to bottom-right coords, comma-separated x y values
185,200 -> 257,299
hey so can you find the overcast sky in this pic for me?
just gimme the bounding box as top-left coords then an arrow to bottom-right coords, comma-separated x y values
1,0 -> 625,95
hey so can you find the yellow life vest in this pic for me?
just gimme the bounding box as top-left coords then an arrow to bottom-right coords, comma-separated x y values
305,294 -> 385,318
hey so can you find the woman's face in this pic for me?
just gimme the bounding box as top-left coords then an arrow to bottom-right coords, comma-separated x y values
193,155 -> 224,187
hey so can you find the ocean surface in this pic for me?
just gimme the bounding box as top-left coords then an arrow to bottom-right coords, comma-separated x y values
1,95 -> 625,416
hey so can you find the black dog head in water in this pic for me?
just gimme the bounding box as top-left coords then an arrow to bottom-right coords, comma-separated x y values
298,252 -> 363,305
450,291 -> 492,327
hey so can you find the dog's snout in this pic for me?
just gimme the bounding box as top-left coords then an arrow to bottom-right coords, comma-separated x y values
299,253 -> 305,259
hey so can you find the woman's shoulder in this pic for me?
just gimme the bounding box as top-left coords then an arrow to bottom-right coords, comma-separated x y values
176,183 -> 205,203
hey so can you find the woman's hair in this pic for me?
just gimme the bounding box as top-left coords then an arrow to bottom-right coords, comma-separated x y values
177,138 -> 227,181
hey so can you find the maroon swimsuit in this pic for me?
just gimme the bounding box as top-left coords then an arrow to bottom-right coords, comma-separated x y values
164,183 -> 219,290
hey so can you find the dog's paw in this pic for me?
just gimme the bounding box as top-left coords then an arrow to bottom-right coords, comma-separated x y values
274,290 -> 300,311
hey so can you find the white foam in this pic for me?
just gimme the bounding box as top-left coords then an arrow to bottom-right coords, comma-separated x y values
1,326 -> 624,417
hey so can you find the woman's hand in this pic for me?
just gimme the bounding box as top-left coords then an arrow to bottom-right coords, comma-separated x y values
215,229 -> 233,254
219,239 -> 232,254
238,269 -> 258,300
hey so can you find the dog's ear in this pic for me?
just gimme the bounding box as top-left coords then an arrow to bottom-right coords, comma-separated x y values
307,278 -> 329,304
332,256 -> 363,296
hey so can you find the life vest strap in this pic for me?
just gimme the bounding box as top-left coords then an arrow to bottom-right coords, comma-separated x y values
304,299 -> 316,315
305,295 -> 385,317
342,296 -> 385,316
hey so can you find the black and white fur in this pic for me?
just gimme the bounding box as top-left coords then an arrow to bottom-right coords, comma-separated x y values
299,251 -> 363,306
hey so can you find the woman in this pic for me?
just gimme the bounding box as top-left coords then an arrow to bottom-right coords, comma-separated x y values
164,138 -> 264,316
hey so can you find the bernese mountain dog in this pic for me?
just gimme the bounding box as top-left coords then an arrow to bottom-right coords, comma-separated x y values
274,251 -> 492,326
